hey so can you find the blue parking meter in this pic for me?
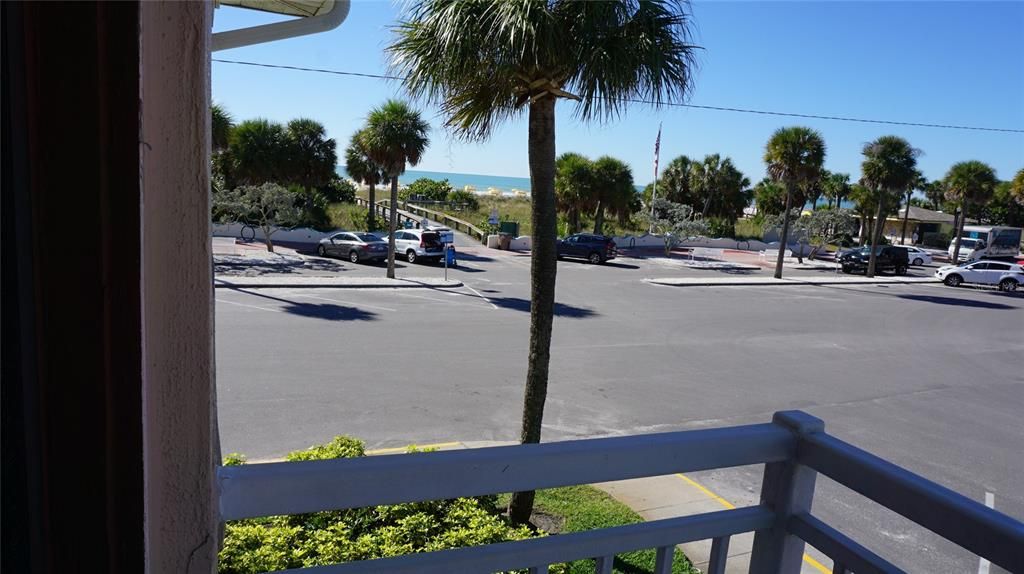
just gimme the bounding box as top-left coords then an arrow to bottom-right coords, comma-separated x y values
445,244 -> 457,267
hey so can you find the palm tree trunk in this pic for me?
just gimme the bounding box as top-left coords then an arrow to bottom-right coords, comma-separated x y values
951,206 -> 965,263
569,208 -> 579,234
867,194 -> 885,277
367,182 -> 377,231
773,180 -> 794,279
508,96 -> 558,526
593,199 -> 605,235
386,176 -> 398,279
900,191 -> 911,244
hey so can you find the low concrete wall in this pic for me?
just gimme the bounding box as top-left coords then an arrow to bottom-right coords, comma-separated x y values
612,234 -> 773,252
212,222 -> 330,245
486,234 -> 532,250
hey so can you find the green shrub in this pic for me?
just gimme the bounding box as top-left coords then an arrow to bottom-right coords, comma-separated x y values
705,217 -> 735,239
319,178 -> 357,204
400,177 -> 453,202
446,189 -> 480,211
218,437 -> 545,574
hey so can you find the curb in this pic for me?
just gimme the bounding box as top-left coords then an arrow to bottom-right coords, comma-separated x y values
214,278 -> 464,289
645,277 -> 941,288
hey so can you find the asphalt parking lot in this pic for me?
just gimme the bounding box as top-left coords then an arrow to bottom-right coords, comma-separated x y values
215,245 -> 1021,573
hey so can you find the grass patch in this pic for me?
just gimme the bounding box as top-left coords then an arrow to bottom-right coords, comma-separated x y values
327,202 -> 372,231
733,218 -> 763,241
498,486 -> 698,574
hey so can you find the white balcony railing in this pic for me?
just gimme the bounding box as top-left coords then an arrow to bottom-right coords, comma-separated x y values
217,411 -> 1024,574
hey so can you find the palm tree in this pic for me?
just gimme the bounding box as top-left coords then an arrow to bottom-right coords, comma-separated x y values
345,130 -> 385,230
284,118 -> 338,191
923,179 -> 946,211
555,152 -> 595,234
848,183 -> 876,245
763,127 -> 826,279
389,0 -> 699,525
659,155 -> 697,205
229,119 -> 288,185
822,171 -> 850,210
944,161 -> 998,262
211,103 -> 234,153
1011,168 -> 1024,207
900,170 -> 926,245
359,100 -> 430,279
860,136 -> 920,276
591,156 -> 634,235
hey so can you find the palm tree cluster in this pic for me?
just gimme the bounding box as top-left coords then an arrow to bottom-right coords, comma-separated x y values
347,100 -> 430,279
652,154 -> 751,223
389,0 -> 700,524
555,153 -> 637,235
214,115 -> 338,191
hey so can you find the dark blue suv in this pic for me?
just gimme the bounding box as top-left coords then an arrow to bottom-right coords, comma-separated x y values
556,233 -> 617,264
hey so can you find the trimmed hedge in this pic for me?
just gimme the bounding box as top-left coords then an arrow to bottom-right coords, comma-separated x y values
218,437 -> 544,574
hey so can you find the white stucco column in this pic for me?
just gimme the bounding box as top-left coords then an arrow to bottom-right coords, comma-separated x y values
140,2 -> 218,572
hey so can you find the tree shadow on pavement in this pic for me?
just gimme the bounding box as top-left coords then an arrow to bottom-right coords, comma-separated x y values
600,261 -> 641,270
896,294 -> 1015,310
228,288 -> 378,321
452,251 -> 495,263
487,296 -> 598,318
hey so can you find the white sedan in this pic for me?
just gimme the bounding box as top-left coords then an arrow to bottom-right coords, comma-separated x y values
935,261 -> 1023,291
903,246 -> 933,266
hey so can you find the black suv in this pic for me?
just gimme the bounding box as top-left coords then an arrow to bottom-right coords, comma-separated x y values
838,246 -> 909,275
556,233 -> 617,264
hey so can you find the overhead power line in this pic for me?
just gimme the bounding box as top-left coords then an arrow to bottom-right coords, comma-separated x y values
212,58 -> 1024,134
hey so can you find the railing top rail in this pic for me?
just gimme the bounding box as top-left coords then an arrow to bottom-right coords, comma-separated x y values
406,202 -> 486,238
797,431 -> 1024,572
275,507 -> 774,574
219,423 -> 792,521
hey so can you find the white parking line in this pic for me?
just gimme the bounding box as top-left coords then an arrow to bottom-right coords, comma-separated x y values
215,298 -> 282,313
977,491 -> 994,574
462,284 -> 499,310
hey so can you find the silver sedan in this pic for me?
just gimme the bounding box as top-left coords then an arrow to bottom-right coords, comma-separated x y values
317,232 -> 388,263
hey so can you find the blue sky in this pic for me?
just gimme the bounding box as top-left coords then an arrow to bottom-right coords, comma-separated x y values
213,1 -> 1024,187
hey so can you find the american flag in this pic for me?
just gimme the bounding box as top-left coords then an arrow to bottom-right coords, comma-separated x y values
653,123 -> 662,179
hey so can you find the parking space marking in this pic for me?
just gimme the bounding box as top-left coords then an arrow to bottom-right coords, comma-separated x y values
978,492 -> 995,574
215,298 -> 283,313
675,473 -> 831,574
462,284 -> 499,310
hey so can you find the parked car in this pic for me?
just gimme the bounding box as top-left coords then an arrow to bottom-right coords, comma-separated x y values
317,232 -> 388,263
556,233 -> 617,264
837,246 -> 909,275
903,245 -> 933,266
935,260 -> 1023,291
386,229 -> 445,264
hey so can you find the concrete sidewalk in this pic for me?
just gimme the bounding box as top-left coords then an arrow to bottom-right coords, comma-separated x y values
372,440 -> 829,574
646,275 -> 939,287
215,276 -> 463,289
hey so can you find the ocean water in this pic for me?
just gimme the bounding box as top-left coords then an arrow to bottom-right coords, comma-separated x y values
337,167 -> 532,194
337,166 -> 857,209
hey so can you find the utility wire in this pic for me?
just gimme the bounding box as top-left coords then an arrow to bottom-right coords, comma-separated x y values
212,58 -> 1024,134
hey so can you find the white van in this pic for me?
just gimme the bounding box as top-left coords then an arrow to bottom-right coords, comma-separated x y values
948,226 -> 1022,262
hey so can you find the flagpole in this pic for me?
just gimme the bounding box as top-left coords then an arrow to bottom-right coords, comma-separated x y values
649,123 -> 662,234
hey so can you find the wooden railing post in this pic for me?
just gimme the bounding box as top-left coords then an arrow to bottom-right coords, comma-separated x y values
749,411 -> 823,574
